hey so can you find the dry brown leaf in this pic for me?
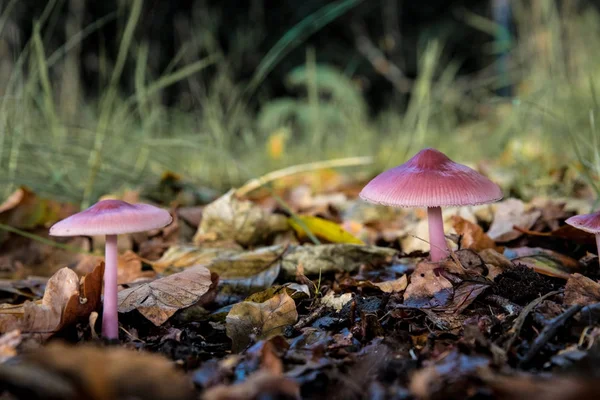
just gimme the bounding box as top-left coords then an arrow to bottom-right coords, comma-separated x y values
118,265 -> 217,326
564,273 -> 600,306
150,245 -> 242,273
0,263 -> 103,338
0,329 -> 21,363
117,250 -> 155,284
194,190 -> 288,246
479,248 -> 514,280
451,215 -> 498,252
373,275 -> 408,293
203,370 -> 300,400
404,262 -> 453,308
1,342 -> 195,400
226,292 -> 298,352
487,199 -> 541,242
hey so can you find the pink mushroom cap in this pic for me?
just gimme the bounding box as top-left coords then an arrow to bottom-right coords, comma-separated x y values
565,211 -> 600,234
359,148 -> 503,208
49,199 -> 172,236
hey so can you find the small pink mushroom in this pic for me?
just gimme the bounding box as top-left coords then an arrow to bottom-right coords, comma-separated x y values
565,211 -> 600,263
49,200 -> 172,340
359,148 -> 503,262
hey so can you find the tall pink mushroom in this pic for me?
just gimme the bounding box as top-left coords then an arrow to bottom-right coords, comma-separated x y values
49,200 -> 172,339
360,148 -> 502,262
565,211 -> 600,262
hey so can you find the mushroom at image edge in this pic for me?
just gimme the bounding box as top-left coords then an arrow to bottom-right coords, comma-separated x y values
49,199 -> 172,340
359,148 -> 503,262
565,211 -> 600,264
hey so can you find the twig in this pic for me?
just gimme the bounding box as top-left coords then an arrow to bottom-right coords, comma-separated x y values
235,156 -> 373,198
484,294 -> 522,316
519,304 -> 583,367
501,290 -> 560,352
293,305 -> 327,331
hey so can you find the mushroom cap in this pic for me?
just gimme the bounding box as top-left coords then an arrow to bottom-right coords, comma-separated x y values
360,148 -> 503,208
565,211 -> 600,234
49,199 -> 172,236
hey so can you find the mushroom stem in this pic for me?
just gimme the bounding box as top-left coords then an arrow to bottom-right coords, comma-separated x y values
102,234 -> 119,339
427,206 -> 449,262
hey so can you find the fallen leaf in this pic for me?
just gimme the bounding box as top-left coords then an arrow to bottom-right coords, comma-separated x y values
403,262 -> 453,308
117,251 -> 155,284
487,198 -> 541,242
439,281 -> 490,313
0,187 -> 75,231
451,215 -> 498,252
321,291 -> 353,311
0,342 -> 195,400
226,292 -> 298,352
280,244 -> 396,276
194,190 -> 288,246
149,244 -> 241,273
0,263 -> 103,338
289,215 -> 363,244
0,330 -> 21,363
564,273 -> 600,306
203,371 -> 299,400
504,247 -> 580,279
373,275 -> 408,293
118,265 -> 217,326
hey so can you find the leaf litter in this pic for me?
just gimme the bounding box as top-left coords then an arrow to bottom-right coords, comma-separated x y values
2,180 -> 600,399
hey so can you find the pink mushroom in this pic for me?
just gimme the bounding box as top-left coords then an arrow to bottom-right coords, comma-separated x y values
360,148 -> 503,262
49,199 -> 172,340
565,211 -> 600,262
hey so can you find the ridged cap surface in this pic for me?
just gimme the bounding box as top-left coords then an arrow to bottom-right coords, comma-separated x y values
360,148 -> 503,208
565,211 -> 600,234
49,199 -> 172,236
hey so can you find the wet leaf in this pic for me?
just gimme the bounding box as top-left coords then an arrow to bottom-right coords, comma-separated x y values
564,273 -> 600,306
451,215 -> 498,252
280,244 -> 396,276
487,199 -> 541,242
118,265 -> 217,326
0,342 -> 195,400
0,263 -> 103,338
403,262 -> 453,308
440,281 -> 490,313
226,292 -> 298,352
289,215 -> 363,244
194,190 -> 288,246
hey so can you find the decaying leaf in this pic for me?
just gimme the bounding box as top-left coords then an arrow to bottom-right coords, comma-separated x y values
564,273 -> 600,306
403,262 -> 453,308
321,291 -> 353,311
149,245 -> 242,273
487,199 -> 541,242
226,292 -> 298,352
0,342 -> 195,400
281,244 -> 397,276
0,187 -> 75,231
505,247 -> 580,279
0,263 -> 103,338
451,215 -> 498,252
118,265 -> 217,326
0,330 -> 21,363
194,190 -> 288,246
372,275 -> 408,293
289,215 -> 363,244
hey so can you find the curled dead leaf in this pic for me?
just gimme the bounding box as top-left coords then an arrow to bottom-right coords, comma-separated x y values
451,215 -> 498,252
118,265 -> 217,326
403,262 -> 453,308
564,273 -> 600,306
226,292 -> 298,352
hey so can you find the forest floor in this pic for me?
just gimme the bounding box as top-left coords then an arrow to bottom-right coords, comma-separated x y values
1,164 -> 600,400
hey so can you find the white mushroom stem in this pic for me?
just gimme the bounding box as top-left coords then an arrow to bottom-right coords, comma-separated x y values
427,206 -> 449,262
102,234 -> 119,339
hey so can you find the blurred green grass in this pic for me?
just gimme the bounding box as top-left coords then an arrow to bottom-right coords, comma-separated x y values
1,0 -> 599,207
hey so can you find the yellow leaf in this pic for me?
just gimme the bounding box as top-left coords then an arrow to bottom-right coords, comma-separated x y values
288,215 -> 364,244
